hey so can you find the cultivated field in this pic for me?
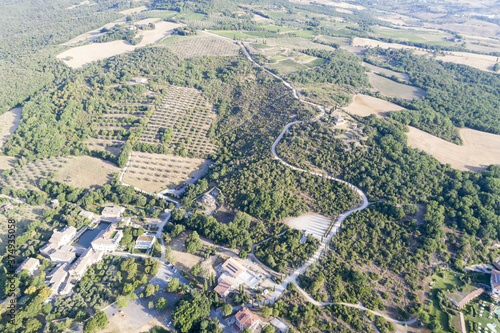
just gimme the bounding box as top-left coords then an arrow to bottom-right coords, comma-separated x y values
53,156 -> 121,188
85,138 -> 124,157
354,37 -> 500,73
344,94 -> 405,117
140,85 -> 217,157
0,204 -> 46,254
289,0 -> 365,10
123,152 -> 209,193
119,5 -> 147,15
367,73 -> 426,100
57,20 -> 182,68
165,36 -> 241,58
0,107 -> 22,149
285,214 -> 332,240
0,156 -> 70,190
406,126 -> 500,172
362,62 -> 409,81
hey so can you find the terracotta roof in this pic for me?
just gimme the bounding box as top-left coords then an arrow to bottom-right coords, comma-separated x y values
457,288 -> 484,308
235,307 -> 260,329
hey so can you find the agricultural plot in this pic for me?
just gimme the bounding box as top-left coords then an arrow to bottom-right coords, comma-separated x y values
344,94 -> 405,118
0,156 -> 71,190
0,107 -> 22,149
57,20 -> 182,68
123,152 -> 209,193
139,85 -> 217,157
53,156 -> 121,189
367,73 -> 426,100
406,126 -> 500,172
165,36 -> 241,58
362,62 -> 409,82
0,204 -> 46,254
85,138 -> 124,157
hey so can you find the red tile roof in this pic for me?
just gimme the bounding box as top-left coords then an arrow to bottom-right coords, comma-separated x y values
235,307 -> 260,329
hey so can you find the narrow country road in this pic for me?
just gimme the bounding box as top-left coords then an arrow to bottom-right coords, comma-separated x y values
227,37 -> 418,326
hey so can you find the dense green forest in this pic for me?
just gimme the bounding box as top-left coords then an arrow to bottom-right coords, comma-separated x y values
277,117 -> 500,246
364,48 -> 500,136
255,229 -> 320,273
0,0 -> 136,114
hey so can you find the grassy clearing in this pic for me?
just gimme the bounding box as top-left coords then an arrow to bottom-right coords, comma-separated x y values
123,152 -> 209,193
367,73 -> 426,100
0,107 -> 22,149
267,59 -> 308,75
52,156 -> 121,189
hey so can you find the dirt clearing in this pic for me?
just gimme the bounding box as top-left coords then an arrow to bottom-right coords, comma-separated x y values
344,94 -> 405,117
0,107 -> 21,149
285,214 -> 332,240
406,126 -> 500,172
57,21 -> 182,68
53,156 -> 121,188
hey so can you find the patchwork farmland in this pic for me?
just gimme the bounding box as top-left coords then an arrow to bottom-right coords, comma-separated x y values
122,151 -> 209,193
139,85 -> 217,157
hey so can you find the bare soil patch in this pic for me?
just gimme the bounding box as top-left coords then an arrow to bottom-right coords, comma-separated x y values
367,73 -> 426,100
284,214 -> 332,240
170,231 -> 203,272
123,152 -> 209,193
0,107 -> 22,149
344,94 -> 405,117
406,126 -> 500,172
57,21 -> 182,68
53,156 -> 121,188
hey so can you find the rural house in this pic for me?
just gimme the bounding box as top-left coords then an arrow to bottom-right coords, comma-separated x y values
15,257 -> 40,275
232,307 -> 262,333
91,224 -> 123,252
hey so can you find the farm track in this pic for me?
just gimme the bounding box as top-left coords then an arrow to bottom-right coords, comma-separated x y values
205,32 -> 418,325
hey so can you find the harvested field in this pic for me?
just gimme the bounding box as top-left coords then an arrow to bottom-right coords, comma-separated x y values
406,126 -> 500,172
285,214 -> 331,240
53,156 -> 121,188
0,156 -> 71,190
0,107 -> 22,149
165,36 -> 241,58
362,62 -> 409,82
123,152 -> 209,193
57,20 -> 182,68
289,0 -> 365,10
62,17 -> 127,46
355,37 -> 500,73
140,85 -> 217,157
367,73 -> 425,100
434,51 -> 500,73
344,94 -> 405,117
